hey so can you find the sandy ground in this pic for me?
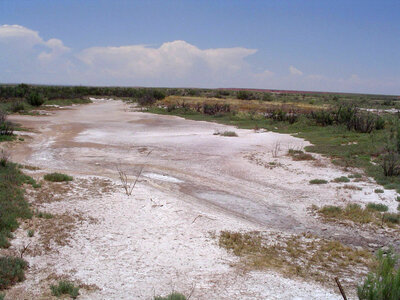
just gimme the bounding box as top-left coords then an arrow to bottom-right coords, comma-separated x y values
2,98 -> 399,299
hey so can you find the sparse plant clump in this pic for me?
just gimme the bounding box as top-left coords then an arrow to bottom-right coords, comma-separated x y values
349,173 -> 362,179
288,149 -> 314,161
26,92 -> 44,107
0,111 -> 14,137
382,213 -> 400,224
220,131 -> 238,137
35,210 -> 53,219
309,179 -> 328,184
357,250 -> 400,300
27,229 -> 34,237
154,292 -> 187,300
374,189 -> 384,194
366,203 -> 389,212
0,150 -> 10,167
44,172 -> 73,182
0,256 -> 28,289
50,281 -> 79,299
333,176 -> 350,183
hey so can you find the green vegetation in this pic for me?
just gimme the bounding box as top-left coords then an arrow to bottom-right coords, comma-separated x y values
220,131 -> 238,137
35,210 -> 53,219
375,189 -> 384,194
288,149 -> 314,161
0,163 -> 33,248
27,229 -> 34,237
309,179 -> 328,184
154,292 -> 187,300
50,281 -> 79,299
318,203 -> 400,226
358,250 -> 400,300
366,203 -> 389,212
44,172 -> 73,182
333,176 -> 350,183
0,256 -> 28,289
26,92 -> 44,107
0,292 -> 4,300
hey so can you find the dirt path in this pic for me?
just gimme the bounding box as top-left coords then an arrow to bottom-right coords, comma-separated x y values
4,99 -> 399,299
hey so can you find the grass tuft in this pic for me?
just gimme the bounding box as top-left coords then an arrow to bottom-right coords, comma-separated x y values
154,292 -> 187,300
309,179 -> 328,184
366,203 -> 389,212
50,281 -> 79,299
288,149 -> 314,161
0,256 -> 28,289
220,131 -> 238,137
44,173 -> 73,182
374,188 -> 384,194
333,176 -> 350,183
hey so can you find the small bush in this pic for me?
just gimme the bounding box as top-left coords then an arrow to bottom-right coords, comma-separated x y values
26,92 -> 44,107
367,203 -> 389,212
10,101 -> 25,113
309,179 -> 328,184
50,281 -> 79,299
44,173 -> 73,182
0,256 -> 28,289
154,292 -> 187,300
319,205 -> 342,217
220,131 -> 238,137
349,173 -> 362,179
357,250 -> 400,299
374,189 -> 384,194
383,213 -> 400,224
27,229 -> 34,237
288,149 -> 314,161
333,176 -> 350,183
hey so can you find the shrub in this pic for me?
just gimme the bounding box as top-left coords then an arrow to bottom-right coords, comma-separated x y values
0,256 -> 28,289
50,281 -> 79,298
382,152 -> 400,177
349,173 -> 362,179
0,111 -> 13,136
357,250 -> 400,299
26,92 -> 44,107
0,150 -> 9,167
154,292 -> 187,300
220,131 -> 238,137
237,90 -> 252,100
333,176 -> 350,183
288,149 -> 314,161
374,189 -> 384,194
383,213 -> 400,224
10,101 -> 25,113
44,173 -> 73,182
319,205 -> 342,217
367,203 -> 389,212
309,179 -> 328,184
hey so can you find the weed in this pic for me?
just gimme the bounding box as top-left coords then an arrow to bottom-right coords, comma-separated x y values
50,281 -> 79,298
44,173 -> 73,182
27,229 -> 34,237
374,189 -> 384,194
309,179 -> 328,184
366,203 -> 389,212
220,131 -> 238,137
154,292 -> 187,300
357,250 -> 400,299
349,173 -> 362,179
288,149 -> 314,161
383,213 -> 400,224
0,256 -> 28,289
333,176 -> 350,183
35,210 -> 53,219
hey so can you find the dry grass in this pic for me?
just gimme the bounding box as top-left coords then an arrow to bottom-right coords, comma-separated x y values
287,149 -> 315,161
218,231 -> 373,287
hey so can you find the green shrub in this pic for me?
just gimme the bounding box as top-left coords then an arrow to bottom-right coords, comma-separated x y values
396,196 -> 400,202
357,250 -> 400,299
220,131 -> 238,137
0,292 -> 4,300
374,189 -> 384,194
27,229 -> 34,237
0,256 -> 28,289
319,205 -> 342,217
349,173 -> 362,179
44,173 -> 73,182
309,179 -> 328,184
26,92 -> 44,107
333,176 -> 350,183
237,90 -> 252,100
383,213 -> 400,224
154,292 -> 187,300
367,203 -> 389,212
50,281 -> 79,299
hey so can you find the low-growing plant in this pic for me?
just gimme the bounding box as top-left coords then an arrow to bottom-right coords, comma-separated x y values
357,250 -> 400,300
35,210 -> 53,219
367,203 -> 389,212
220,131 -> 238,137
0,256 -> 28,289
383,213 -> 400,224
27,229 -> 34,237
154,292 -> 187,300
288,149 -> 314,161
0,292 -> 4,300
50,281 -> 79,299
26,92 -> 44,107
374,189 -> 384,194
44,172 -> 73,182
309,179 -> 328,184
349,173 -> 362,179
333,176 -> 350,183
0,150 -> 9,167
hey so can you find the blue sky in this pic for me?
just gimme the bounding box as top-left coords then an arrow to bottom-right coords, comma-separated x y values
0,0 -> 399,94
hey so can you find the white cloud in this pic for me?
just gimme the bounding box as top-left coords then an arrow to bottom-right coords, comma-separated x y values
289,65 -> 303,76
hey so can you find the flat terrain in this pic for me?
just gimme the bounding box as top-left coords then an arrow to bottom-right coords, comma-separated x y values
3,99 -> 399,299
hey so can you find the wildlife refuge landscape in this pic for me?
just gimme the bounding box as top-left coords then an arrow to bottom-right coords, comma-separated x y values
1,1 -> 400,299
0,85 -> 400,299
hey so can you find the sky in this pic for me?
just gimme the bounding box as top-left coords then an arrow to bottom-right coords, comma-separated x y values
0,0 -> 399,95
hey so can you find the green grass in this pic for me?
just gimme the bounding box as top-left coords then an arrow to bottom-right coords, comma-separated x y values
374,188 -> 384,194
0,163 -> 32,248
50,281 -> 79,299
154,292 -> 187,300
35,210 -> 53,219
366,203 -> 389,212
220,131 -> 238,137
309,179 -> 328,184
333,176 -> 350,183
44,172 -> 73,182
0,256 -> 28,289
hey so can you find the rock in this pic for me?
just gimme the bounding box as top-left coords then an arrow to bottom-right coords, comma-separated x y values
368,243 -> 379,248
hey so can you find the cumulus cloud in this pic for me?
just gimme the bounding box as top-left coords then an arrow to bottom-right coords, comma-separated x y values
289,65 -> 303,76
